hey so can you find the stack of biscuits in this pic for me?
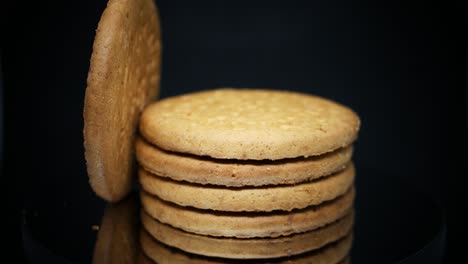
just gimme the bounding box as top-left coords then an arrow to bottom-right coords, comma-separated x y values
136,89 -> 360,262
83,0 -> 360,262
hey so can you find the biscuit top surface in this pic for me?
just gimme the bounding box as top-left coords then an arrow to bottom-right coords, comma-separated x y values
83,0 -> 161,201
140,89 -> 359,160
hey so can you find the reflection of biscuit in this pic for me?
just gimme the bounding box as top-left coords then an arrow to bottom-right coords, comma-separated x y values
339,256 -> 351,264
141,187 -> 354,238
141,210 -> 354,259
140,230 -> 352,264
139,163 -> 354,212
137,253 -> 154,264
84,0 -> 162,201
136,137 -> 353,187
92,196 -> 140,264
140,89 -> 360,160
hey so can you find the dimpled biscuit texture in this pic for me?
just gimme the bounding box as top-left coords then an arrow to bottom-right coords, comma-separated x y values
139,163 -> 355,212
140,187 -> 354,238
140,89 -> 360,160
84,0 -> 162,201
141,210 -> 354,259
136,137 -> 353,186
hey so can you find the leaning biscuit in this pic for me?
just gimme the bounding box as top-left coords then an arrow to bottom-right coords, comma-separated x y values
136,137 -> 353,187
84,0 -> 162,201
141,187 -> 354,238
139,163 -> 355,212
140,89 -> 360,160
141,210 -> 354,259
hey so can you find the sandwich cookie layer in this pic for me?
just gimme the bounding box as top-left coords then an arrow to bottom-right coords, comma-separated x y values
141,210 -> 354,259
136,137 -> 353,187
140,89 -> 360,160
141,187 -> 354,238
84,0 -> 162,201
139,163 -> 355,212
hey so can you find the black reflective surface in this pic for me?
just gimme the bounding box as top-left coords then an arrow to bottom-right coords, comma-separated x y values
22,164 -> 445,264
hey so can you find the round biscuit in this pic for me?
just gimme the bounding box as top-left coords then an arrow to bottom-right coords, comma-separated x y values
136,137 -> 353,186
140,229 -> 352,263
84,0 -> 162,201
141,210 -> 354,259
140,89 -> 360,160
139,163 -> 355,212
140,187 -> 354,238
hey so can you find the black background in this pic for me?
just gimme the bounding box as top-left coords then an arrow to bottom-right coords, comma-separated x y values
2,0 -> 467,263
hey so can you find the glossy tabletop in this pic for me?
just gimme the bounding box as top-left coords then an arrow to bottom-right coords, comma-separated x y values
21,164 -> 445,263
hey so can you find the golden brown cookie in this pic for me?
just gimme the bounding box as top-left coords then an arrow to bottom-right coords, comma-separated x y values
140,187 -> 354,238
136,137 -> 353,187
141,210 -> 353,259
139,89 -> 360,160
92,195 -> 140,264
84,0 -> 162,201
140,229 -> 352,264
139,163 -> 354,212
